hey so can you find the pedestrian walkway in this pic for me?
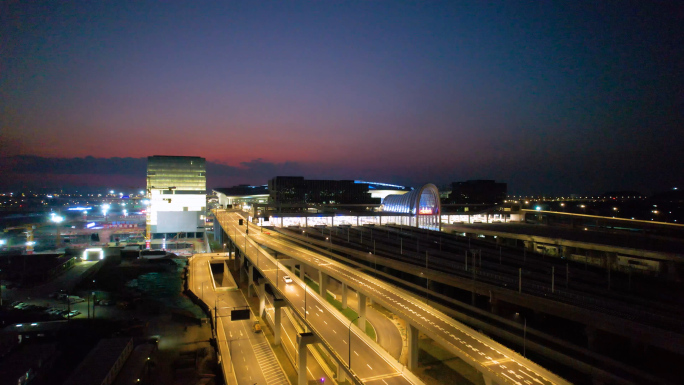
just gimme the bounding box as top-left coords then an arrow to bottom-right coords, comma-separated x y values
251,340 -> 290,385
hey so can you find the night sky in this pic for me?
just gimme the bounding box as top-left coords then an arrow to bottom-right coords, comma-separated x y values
2,1 -> 682,195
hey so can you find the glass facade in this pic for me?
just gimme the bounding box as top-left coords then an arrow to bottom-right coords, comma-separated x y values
147,156 -> 206,193
382,184 -> 441,229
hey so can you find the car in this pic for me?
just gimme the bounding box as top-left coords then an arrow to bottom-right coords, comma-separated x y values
10,301 -> 23,307
97,299 -> 114,306
252,321 -> 262,333
63,310 -> 81,319
283,275 -> 293,284
13,302 -> 28,309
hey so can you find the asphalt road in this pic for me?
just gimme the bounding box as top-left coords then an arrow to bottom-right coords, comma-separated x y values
191,253 -> 331,385
216,209 -> 570,385
190,254 -> 286,385
219,211 -> 416,385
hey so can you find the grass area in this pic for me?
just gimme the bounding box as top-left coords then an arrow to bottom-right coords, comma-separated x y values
302,275 -> 377,341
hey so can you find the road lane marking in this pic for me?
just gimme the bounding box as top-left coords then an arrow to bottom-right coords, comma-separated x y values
367,364 -> 373,370
219,213 -> 559,385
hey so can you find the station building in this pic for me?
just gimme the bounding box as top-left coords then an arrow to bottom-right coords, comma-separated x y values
238,183 -> 443,230
213,185 -> 269,208
268,177 -> 379,205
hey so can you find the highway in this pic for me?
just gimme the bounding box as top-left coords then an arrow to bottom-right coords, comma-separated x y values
189,253 -> 288,385
262,295 -> 334,384
216,209 -> 569,385
219,210 -> 418,385
294,224 -> 684,332
190,253 -> 334,385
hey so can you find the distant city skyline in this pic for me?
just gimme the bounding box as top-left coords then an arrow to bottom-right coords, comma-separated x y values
0,154 -> 679,196
2,2 -> 682,195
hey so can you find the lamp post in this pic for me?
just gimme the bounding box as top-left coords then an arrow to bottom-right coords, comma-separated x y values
349,316 -> 360,371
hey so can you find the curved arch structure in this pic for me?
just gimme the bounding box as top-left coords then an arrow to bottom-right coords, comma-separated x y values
382,184 -> 441,229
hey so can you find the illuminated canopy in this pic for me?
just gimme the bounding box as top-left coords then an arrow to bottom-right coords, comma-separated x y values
382,184 -> 440,215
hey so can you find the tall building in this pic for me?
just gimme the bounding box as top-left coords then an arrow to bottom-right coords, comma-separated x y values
448,180 -> 507,204
146,156 -> 206,243
268,176 -> 379,204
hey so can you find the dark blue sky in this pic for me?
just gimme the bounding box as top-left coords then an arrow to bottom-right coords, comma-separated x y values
2,1 -> 682,194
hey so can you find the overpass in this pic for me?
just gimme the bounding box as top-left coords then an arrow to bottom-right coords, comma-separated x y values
214,209 -> 569,385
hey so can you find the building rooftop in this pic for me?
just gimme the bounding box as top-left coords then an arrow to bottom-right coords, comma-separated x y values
214,185 -> 268,197
113,343 -> 156,385
0,343 -> 57,385
63,337 -> 132,385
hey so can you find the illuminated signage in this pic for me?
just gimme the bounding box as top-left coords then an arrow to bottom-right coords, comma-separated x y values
418,208 -> 433,214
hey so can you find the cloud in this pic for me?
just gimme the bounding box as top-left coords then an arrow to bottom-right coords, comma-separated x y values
0,155 -> 147,176
0,156 -> 314,191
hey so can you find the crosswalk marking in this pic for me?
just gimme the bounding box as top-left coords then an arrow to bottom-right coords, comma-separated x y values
251,341 -> 289,385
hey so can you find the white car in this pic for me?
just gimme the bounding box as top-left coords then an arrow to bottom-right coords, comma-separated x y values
283,275 -> 293,284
